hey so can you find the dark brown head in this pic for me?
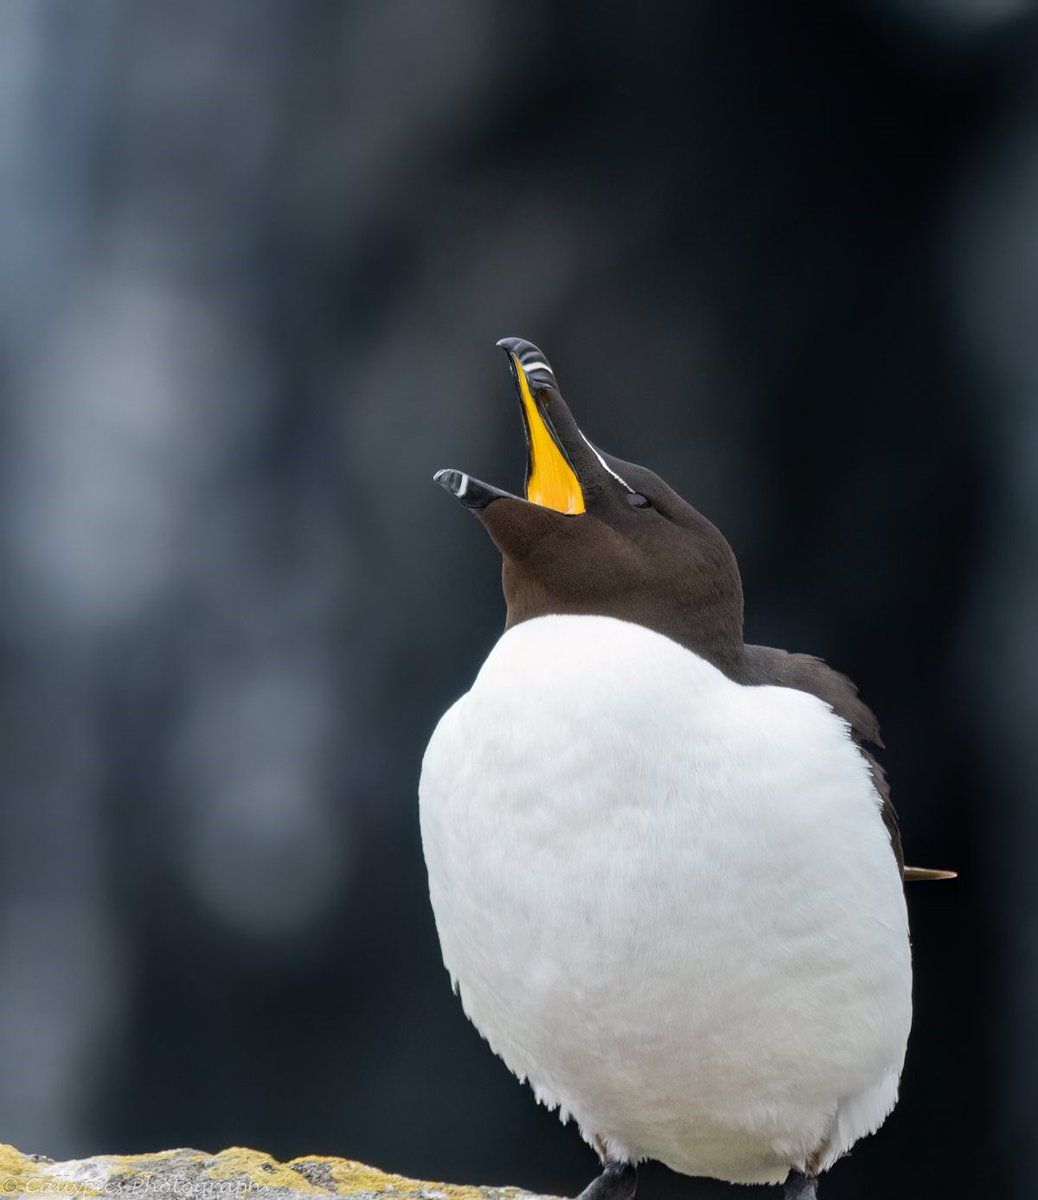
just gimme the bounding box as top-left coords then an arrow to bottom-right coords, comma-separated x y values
435,338 -> 745,673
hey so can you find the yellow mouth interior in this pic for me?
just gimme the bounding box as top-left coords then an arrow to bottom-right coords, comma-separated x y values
516,362 -> 585,515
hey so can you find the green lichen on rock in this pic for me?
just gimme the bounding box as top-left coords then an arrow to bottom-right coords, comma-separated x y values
0,1145 -> 541,1200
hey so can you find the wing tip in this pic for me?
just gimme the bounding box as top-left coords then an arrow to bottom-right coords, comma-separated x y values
904,866 -> 958,882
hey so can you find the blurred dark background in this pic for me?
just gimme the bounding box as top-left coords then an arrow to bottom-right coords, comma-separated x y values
0,1 -> 1031,1197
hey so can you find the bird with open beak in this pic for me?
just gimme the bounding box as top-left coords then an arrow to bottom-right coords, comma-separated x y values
419,338 -> 953,1200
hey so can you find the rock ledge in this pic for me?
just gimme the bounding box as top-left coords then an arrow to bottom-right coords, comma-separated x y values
0,1145 -> 541,1200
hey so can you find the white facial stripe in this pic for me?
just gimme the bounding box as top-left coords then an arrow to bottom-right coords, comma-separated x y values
579,431 -> 633,492
522,361 -> 554,376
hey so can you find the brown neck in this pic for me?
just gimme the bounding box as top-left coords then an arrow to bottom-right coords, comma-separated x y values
503,573 -> 746,679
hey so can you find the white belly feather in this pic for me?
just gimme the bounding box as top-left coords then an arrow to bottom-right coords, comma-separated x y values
419,615 -> 911,1186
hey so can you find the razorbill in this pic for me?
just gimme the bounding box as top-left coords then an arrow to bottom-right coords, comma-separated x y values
419,338 -> 953,1199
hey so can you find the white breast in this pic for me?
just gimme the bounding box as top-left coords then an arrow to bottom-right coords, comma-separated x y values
419,615 -> 911,1186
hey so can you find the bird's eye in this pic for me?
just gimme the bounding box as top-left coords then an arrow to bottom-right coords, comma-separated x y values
626,492 -> 651,508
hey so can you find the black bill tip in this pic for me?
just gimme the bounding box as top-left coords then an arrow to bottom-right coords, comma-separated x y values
434,468 -> 513,510
495,336 -> 557,386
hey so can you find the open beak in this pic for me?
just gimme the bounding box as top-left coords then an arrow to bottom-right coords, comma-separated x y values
498,338 -> 585,515
434,337 -> 587,515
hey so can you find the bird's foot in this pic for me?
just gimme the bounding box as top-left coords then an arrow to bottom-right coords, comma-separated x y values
783,1171 -> 817,1199
576,1161 -> 637,1200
